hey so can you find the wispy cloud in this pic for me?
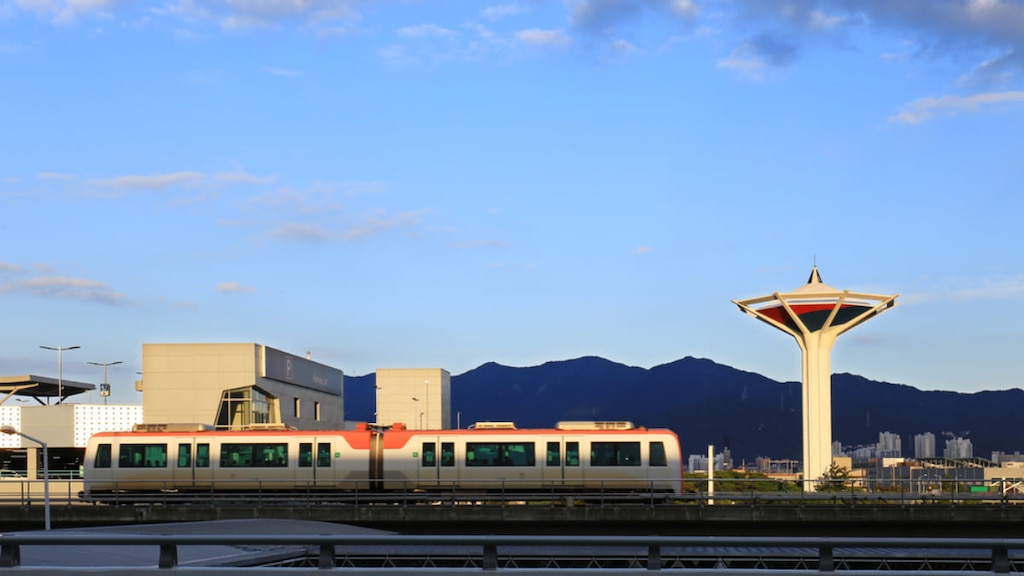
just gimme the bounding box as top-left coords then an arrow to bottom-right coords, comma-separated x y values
515,28 -> 572,47
950,276 -> 1024,301
344,210 -> 424,240
0,261 -> 24,273
633,245 -> 653,254
0,276 -> 125,304
889,91 -> 1024,124
449,239 -> 510,249
37,172 -> 76,181
482,4 -> 527,21
718,34 -> 798,80
98,172 -> 205,190
268,223 -> 333,242
397,23 -> 456,38
214,171 -> 276,185
216,282 -> 256,293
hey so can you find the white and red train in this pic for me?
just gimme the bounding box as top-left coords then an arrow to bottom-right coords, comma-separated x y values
82,421 -> 682,497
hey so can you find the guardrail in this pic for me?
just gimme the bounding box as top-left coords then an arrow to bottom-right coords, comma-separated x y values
2,533 -> 1023,573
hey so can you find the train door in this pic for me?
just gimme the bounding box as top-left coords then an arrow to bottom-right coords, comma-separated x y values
551,436 -> 584,489
172,441 -> 194,488
193,442 -> 213,488
561,436 -> 585,485
295,437 -> 318,487
436,439 -> 458,489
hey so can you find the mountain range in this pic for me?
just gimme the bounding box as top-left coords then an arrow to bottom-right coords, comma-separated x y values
343,356 -> 1024,465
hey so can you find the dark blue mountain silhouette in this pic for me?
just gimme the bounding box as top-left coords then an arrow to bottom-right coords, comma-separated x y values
344,356 -> 1023,464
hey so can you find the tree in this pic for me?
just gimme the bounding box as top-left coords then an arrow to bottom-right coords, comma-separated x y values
814,463 -> 853,492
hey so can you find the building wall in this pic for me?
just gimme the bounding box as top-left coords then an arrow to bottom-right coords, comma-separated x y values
375,368 -> 450,430
140,343 -> 345,430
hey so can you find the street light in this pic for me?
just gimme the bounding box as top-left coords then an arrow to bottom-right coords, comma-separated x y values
88,360 -> 122,406
40,345 -> 80,405
411,397 -> 419,430
1,425 -> 49,530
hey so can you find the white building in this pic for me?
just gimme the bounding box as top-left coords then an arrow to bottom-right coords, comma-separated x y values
914,432 -> 936,459
944,436 -> 973,459
374,368 -> 451,430
878,431 -> 902,458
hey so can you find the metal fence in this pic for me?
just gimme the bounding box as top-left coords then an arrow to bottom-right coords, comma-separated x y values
3,532 -> 1024,574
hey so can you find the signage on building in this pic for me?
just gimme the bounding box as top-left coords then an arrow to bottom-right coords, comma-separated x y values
263,346 -> 343,395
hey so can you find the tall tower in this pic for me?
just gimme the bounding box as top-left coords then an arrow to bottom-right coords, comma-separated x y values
733,267 -> 897,481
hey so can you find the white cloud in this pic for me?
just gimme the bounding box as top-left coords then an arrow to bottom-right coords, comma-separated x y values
633,245 -> 653,254
344,210 -> 423,240
0,261 -> 24,273
98,171 -> 205,189
214,171 -> 275,185
37,172 -> 77,180
268,223 -> 333,242
261,66 -> 304,78
889,91 -> 1024,124
397,23 -> 455,38
515,28 -> 572,47
0,276 -> 125,304
482,4 -> 527,21
216,282 -> 255,293
449,239 -> 510,249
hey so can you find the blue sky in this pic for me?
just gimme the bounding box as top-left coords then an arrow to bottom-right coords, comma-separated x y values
2,0 -> 1023,404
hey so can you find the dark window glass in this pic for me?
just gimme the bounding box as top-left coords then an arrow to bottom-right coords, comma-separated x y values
196,444 -> 210,468
422,442 -> 436,467
650,441 -> 667,467
94,444 -> 112,468
317,443 -> 331,467
118,444 -> 168,468
591,442 -> 641,467
546,442 -> 560,466
220,443 -> 288,468
299,443 -> 313,467
465,442 -> 535,467
566,442 -> 580,467
441,442 -> 455,467
177,444 -> 191,467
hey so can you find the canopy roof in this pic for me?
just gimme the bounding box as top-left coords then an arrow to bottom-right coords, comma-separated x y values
0,374 -> 95,405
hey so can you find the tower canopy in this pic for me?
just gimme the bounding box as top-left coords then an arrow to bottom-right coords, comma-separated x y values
740,265 -> 894,335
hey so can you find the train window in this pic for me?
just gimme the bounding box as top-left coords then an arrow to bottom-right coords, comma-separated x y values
650,442 -> 667,467
546,442 -> 560,466
465,442 -> 536,467
221,443 -> 289,467
94,444 -> 112,469
119,444 -> 168,468
591,442 -> 641,467
197,444 -> 210,468
177,444 -> 191,467
441,442 -> 454,467
317,443 -> 331,467
566,442 -> 580,467
299,443 -> 313,467
422,442 -> 436,467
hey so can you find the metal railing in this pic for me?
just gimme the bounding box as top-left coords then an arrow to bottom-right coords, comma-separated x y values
2,532 -> 1024,573
3,476 -> 1024,508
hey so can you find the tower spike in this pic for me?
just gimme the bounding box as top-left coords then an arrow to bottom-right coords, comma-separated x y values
807,265 -> 823,285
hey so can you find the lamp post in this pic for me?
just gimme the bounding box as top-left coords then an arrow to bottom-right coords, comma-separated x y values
411,397 -> 420,430
1,425 -> 49,530
40,345 -> 80,405
88,360 -> 122,406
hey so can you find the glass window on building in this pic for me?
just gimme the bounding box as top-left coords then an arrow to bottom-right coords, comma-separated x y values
215,386 -> 277,430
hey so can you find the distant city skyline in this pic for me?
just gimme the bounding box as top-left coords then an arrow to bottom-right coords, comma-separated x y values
2,2 -> 1023,404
